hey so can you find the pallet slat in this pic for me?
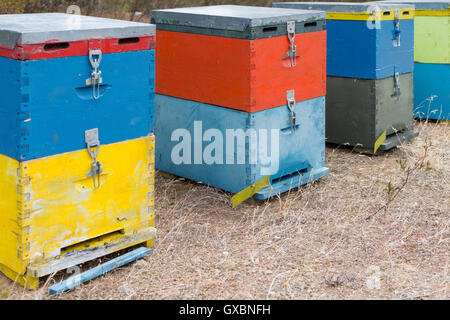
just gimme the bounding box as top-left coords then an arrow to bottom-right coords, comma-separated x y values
49,247 -> 152,295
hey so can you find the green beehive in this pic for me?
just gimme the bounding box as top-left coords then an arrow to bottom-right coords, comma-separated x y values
273,2 -> 419,152
376,1 -> 450,120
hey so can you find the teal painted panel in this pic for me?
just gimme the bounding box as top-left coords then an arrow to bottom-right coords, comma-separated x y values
414,62 -> 450,120
155,94 -> 329,199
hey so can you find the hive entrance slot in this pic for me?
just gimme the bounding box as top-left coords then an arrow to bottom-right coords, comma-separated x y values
304,22 -> 317,28
383,11 -> 391,16
44,42 -> 70,51
118,37 -> 140,45
386,128 -> 406,139
271,167 -> 309,184
403,11 -> 410,15
263,26 -> 278,33
61,229 -> 125,255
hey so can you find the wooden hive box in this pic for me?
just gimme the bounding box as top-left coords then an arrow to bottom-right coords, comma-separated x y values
155,94 -> 329,199
377,0 -> 449,120
151,5 -> 326,112
0,13 -> 156,161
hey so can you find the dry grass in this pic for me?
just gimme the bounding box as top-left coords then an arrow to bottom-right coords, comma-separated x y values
1,121 -> 448,300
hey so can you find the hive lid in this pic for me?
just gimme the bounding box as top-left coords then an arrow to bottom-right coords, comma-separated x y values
150,5 -> 326,31
0,13 -> 156,49
273,2 -> 415,13
374,0 -> 449,11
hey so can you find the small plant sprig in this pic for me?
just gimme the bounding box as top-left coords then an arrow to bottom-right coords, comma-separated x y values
366,138 -> 432,220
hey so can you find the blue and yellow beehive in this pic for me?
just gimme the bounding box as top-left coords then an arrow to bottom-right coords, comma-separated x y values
377,0 -> 449,120
0,13 -> 156,289
273,2 -> 418,152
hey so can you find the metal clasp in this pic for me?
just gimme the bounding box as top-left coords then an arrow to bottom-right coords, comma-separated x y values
393,10 -> 401,47
86,49 -> 103,99
286,90 -> 296,132
286,21 -> 297,67
85,128 -> 103,190
392,72 -> 401,100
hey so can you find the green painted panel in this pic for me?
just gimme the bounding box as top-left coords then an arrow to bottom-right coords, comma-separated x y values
326,73 -> 416,152
415,15 -> 450,63
374,73 -> 414,138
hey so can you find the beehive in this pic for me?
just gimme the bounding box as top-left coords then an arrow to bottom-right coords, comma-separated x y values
155,94 -> 329,199
376,0 -> 449,120
0,13 -> 156,161
273,2 -> 418,152
151,5 -> 326,112
0,13 -> 156,288
153,5 -> 329,198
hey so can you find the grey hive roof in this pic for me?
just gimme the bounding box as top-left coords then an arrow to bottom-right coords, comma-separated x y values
0,13 -> 155,49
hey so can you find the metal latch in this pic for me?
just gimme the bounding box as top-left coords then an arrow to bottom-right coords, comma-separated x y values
86,49 -> 103,99
392,10 -> 401,47
286,90 -> 296,132
85,128 -> 103,190
286,21 -> 297,67
392,72 -> 401,100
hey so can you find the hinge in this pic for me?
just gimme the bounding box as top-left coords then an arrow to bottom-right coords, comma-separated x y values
286,90 -> 296,132
85,129 -> 103,190
392,10 -> 401,47
392,71 -> 401,100
286,21 -> 297,67
86,49 -> 103,99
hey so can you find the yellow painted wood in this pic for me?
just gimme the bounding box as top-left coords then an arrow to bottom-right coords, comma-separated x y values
326,9 -> 414,21
414,15 -> 450,63
0,263 -> 39,290
232,175 -> 271,208
416,9 -> 450,17
0,135 -> 155,288
374,131 -> 387,154
0,153 -> 24,274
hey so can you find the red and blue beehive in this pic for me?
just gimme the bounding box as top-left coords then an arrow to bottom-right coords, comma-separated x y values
152,5 -> 329,200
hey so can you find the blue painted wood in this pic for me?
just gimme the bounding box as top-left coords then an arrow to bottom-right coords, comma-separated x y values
413,62 -> 450,120
273,2 -> 414,79
48,247 -> 152,295
0,49 -> 155,161
155,94 -> 329,199
326,19 -> 414,79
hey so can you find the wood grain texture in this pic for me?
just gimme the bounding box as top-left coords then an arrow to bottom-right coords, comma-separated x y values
155,30 -> 326,112
48,247 -> 152,295
0,136 -> 155,287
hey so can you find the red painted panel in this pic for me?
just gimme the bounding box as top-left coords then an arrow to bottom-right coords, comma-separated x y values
0,36 -> 155,61
156,30 -> 326,112
156,31 -> 252,110
251,31 -> 326,111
